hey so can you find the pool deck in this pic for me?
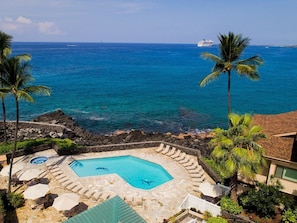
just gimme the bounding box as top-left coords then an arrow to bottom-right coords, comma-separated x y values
5,147 -> 211,222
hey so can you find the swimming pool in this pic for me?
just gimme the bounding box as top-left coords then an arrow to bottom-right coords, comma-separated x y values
69,155 -> 173,190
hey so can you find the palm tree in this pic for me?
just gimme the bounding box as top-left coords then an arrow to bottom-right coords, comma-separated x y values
0,31 -> 12,143
199,32 -> 264,115
209,113 -> 266,201
0,55 -> 51,193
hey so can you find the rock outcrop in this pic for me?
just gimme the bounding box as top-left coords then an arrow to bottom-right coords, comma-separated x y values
1,110 -> 213,155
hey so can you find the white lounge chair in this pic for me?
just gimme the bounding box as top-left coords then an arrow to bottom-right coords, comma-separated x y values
72,185 -> 83,193
155,143 -> 165,152
183,158 -> 195,167
161,145 -> 170,154
61,180 -> 72,187
179,155 -> 191,164
58,177 -> 69,183
186,162 -> 199,170
171,149 -> 181,158
175,152 -> 186,161
66,182 -> 78,190
166,147 -> 176,156
85,190 -> 95,198
78,188 -> 89,196
52,170 -> 63,177
56,173 -> 67,180
92,192 -> 102,201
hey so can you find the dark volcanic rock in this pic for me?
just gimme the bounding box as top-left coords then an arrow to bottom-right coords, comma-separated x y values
2,109 -> 211,152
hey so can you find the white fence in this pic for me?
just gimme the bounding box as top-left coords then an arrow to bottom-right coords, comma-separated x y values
179,194 -> 221,217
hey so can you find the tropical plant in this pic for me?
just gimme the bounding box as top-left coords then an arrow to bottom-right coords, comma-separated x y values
209,113 -> 266,201
0,55 -> 50,193
282,208 -> 297,223
238,180 -> 283,218
0,31 -> 12,143
7,192 -> 24,209
220,196 -> 242,215
199,32 -> 264,115
207,216 -> 228,223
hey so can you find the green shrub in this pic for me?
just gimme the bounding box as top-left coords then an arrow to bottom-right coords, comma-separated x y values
7,193 -> 24,209
219,196 -> 242,215
0,138 -> 77,155
207,216 -> 228,223
282,208 -> 297,223
238,181 -> 282,218
203,210 -> 213,220
202,157 -> 224,179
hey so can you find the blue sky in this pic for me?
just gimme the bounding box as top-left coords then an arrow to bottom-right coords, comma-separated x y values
1,0 -> 296,45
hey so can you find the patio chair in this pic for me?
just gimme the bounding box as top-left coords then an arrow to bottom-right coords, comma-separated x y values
58,176 -> 69,183
183,158 -> 195,167
56,173 -> 67,180
100,192 -> 111,201
175,152 -> 186,161
66,182 -> 79,190
61,179 -> 72,187
78,188 -> 89,196
72,185 -> 83,193
125,195 -> 134,205
171,149 -> 181,158
160,145 -> 170,154
179,155 -> 191,164
155,143 -> 165,152
91,192 -> 102,201
52,170 -> 63,177
166,147 -> 176,156
188,168 -> 201,174
85,190 -> 95,198
186,162 -> 199,170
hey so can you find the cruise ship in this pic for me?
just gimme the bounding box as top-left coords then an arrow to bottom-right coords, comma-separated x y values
197,39 -> 214,47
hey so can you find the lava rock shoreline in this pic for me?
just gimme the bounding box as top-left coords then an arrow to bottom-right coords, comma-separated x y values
2,110 -> 213,156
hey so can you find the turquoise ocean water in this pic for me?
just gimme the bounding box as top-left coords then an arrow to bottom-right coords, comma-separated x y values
4,42 -> 297,134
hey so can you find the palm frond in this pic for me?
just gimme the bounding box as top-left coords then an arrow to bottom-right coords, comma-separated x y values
199,70 -> 222,87
238,55 -> 264,66
201,52 -> 222,63
17,90 -> 35,102
15,54 -> 32,62
23,86 -> 51,96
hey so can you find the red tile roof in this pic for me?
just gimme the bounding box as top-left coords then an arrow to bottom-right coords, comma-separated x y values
253,111 -> 297,161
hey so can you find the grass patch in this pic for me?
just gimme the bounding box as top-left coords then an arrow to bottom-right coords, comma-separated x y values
0,138 -> 77,155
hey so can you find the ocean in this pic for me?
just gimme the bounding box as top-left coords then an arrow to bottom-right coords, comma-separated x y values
4,42 -> 297,134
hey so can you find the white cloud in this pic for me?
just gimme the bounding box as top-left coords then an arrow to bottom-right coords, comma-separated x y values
0,16 -> 62,36
16,16 -> 32,24
38,22 -> 62,35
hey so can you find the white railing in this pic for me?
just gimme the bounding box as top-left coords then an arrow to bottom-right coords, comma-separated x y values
179,194 -> 221,217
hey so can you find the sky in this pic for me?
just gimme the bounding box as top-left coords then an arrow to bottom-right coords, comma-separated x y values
0,0 -> 296,45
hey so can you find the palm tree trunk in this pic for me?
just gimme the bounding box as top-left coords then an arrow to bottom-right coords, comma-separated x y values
7,98 -> 18,193
227,70 -> 231,115
230,173 -> 238,202
1,96 -> 7,143
1,69 -> 7,143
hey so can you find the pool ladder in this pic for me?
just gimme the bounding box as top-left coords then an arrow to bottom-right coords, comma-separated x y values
69,160 -> 83,168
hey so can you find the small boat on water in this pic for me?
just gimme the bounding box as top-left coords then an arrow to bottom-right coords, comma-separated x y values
197,39 -> 214,47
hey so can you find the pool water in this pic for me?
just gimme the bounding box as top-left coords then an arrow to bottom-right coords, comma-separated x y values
69,155 -> 173,190
30,156 -> 48,165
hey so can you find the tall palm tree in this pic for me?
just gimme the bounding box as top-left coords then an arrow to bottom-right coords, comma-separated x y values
209,113 -> 266,201
199,32 -> 264,115
0,56 -> 51,193
0,31 -> 12,143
